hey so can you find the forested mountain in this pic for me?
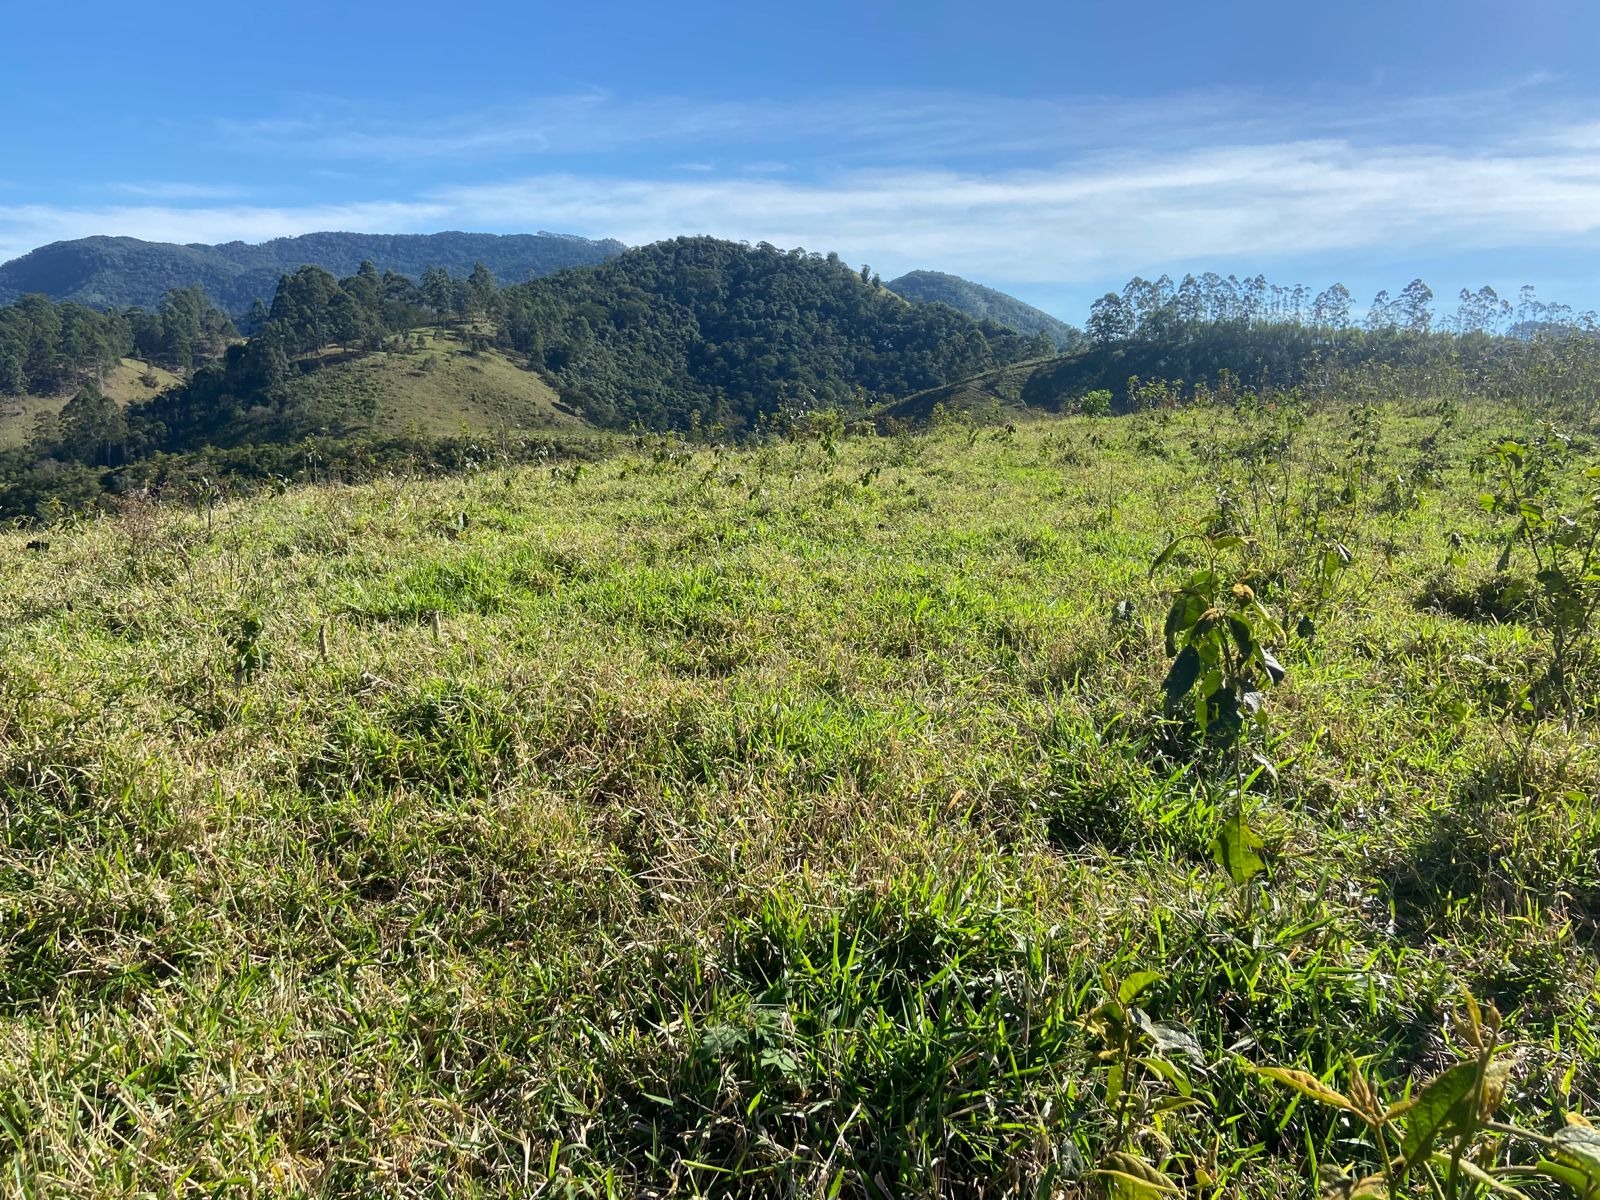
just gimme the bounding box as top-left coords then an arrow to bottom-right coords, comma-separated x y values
0,237 -> 1046,506
885,270 -> 1084,349
492,239 -> 1051,429
0,230 -> 626,315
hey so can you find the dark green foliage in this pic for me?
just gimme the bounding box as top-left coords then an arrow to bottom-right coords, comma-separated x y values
0,285 -> 234,405
496,238 -> 1041,431
0,230 -> 626,315
0,295 -> 129,395
1475,431 -> 1600,718
884,269 -> 1084,349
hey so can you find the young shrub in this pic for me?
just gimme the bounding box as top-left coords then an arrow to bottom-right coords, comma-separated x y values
1079,389 -> 1114,417
1475,430 -> 1600,721
1151,531 -> 1287,899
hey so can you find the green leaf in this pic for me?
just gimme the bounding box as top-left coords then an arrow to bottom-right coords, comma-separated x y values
1207,687 -> 1245,748
1551,1123 -> 1600,1185
1532,1157 -> 1600,1200
1163,645 -> 1202,709
1212,809 -> 1265,887
1118,970 -> 1163,1005
1136,1054 -> 1195,1097
1164,594 -> 1203,655
1248,1064 -> 1357,1114
1150,536 -> 1185,574
1400,1060 -> 1479,1166
1133,1011 -> 1205,1065
1259,646 -> 1286,684
1095,1152 -> 1180,1198
1227,614 -> 1255,660
1496,525 -> 1522,572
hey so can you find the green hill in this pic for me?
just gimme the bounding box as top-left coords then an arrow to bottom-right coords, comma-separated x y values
885,269 -> 1084,348
123,237 -> 1047,458
0,230 -> 626,315
494,237 -> 1045,430
174,329 -> 589,448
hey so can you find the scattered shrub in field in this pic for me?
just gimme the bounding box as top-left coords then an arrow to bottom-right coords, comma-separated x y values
1079,389 -> 1113,417
1475,430 -> 1600,719
1151,528 -> 1286,898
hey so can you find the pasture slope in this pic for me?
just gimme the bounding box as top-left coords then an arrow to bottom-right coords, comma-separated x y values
0,395 -> 1597,1196
0,359 -> 182,449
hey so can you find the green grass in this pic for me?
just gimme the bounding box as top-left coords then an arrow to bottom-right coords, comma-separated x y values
0,401 -> 1597,1196
276,330 -> 588,440
882,352 -> 1065,423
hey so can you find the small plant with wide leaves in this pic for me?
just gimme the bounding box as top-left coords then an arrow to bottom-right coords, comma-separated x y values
1150,530 -> 1285,898
1475,429 -> 1600,721
1251,994 -> 1600,1199
1082,970 -> 1207,1199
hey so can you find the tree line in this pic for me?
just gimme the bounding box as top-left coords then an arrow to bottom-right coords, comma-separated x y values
1,238 -> 1048,519
133,237 -> 1051,451
1085,272 -> 1592,346
7,241 -> 1599,523
0,286 -> 235,396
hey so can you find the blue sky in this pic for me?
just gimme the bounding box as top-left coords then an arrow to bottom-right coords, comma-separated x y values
3,0 -> 1600,322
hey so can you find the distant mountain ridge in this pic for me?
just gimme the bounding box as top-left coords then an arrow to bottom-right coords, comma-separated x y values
885,270 -> 1083,349
0,230 -> 628,314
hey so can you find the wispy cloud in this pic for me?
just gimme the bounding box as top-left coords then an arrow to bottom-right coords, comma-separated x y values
103,181 -> 248,201
418,131 -> 1600,282
7,86 -> 1600,309
211,81 -> 1565,167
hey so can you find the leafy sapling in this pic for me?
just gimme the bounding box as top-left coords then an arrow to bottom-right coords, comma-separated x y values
1083,970 -> 1206,1197
1151,531 -> 1287,902
1475,430 -> 1600,721
1252,994 -> 1600,1200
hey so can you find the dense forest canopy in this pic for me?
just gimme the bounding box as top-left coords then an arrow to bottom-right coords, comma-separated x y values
0,230 -> 626,315
491,238 -> 1052,429
0,285 -> 234,396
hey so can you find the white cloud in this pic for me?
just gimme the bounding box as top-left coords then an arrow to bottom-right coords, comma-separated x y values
210,81 -> 1562,167
6,91 -> 1600,304
0,201 -> 448,264
430,129 -> 1600,281
104,182 -> 248,201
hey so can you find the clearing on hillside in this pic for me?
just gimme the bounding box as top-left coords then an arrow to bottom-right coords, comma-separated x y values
275,328 -> 590,439
0,358 -> 181,448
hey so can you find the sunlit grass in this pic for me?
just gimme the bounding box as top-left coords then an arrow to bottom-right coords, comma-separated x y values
0,402 -> 1596,1196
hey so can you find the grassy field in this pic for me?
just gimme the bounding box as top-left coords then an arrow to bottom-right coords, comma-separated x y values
0,359 -> 182,448
1,397 -> 1597,1196
275,331 -> 587,441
